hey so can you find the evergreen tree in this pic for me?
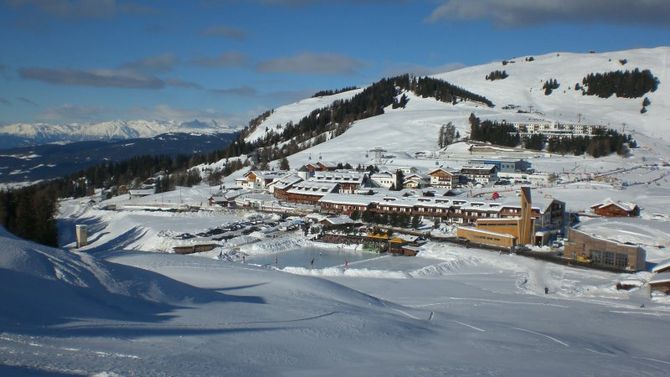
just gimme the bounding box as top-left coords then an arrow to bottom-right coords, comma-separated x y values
411,215 -> 421,229
394,169 -> 405,191
279,157 -> 290,170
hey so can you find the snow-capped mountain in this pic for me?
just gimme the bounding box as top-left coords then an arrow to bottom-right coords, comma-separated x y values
0,119 -> 233,149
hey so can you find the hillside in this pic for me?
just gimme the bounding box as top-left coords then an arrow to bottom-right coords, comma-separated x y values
433,47 -> 669,138
240,47 -> 668,166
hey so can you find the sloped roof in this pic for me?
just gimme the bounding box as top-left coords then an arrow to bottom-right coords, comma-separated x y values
287,181 -> 338,196
428,167 -> 458,176
652,259 -> 670,273
269,174 -> 303,190
590,198 -> 638,212
313,171 -> 365,184
461,164 -> 497,172
650,272 -> 670,285
321,215 -> 354,226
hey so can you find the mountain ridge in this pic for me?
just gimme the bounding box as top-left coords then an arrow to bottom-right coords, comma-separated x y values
0,119 -> 235,149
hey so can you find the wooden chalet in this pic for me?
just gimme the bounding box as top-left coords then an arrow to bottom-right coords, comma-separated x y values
237,170 -> 285,190
428,168 -> 459,189
316,161 -> 338,171
460,164 -> 498,184
590,199 -> 640,217
403,173 -> 427,189
268,174 -> 303,200
650,272 -> 670,294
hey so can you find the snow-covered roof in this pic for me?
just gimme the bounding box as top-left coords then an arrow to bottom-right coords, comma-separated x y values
372,171 -> 394,178
590,198 -> 638,212
618,279 -> 645,287
652,259 -> 670,273
312,171 -> 365,184
428,167 -> 459,176
269,174 -> 303,190
650,272 -> 670,285
246,170 -> 286,180
321,215 -> 354,226
461,164 -> 497,172
496,194 -> 560,213
317,161 -> 338,168
287,181 -> 338,196
319,191 -> 532,212
128,189 -> 154,196
319,193 -> 377,206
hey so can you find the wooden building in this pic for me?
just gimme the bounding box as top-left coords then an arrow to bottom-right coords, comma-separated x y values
316,161 -> 338,171
652,259 -> 670,274
590,199 -> 640,217
563,228 -> 646,271
318,192 -> 558,230
284,181 -> 339,204
403,173 -> 427,189
269,174 -> 303,200
237,170 -> 285,190
456,227 -> 516,249
649,273 -> 670,294
455,186 -> 535,249
428,168 -> 459,189
460,164 -> 498,184
312,171 -> 367,194
173,244 -> 218,254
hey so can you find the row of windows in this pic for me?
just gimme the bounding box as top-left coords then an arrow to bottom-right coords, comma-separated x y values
591,250 -> 629,268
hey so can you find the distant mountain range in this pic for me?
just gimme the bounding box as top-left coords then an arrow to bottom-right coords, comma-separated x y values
0,119 -> 233,149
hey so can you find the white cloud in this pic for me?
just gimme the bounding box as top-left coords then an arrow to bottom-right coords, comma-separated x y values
428,0 -> 670,26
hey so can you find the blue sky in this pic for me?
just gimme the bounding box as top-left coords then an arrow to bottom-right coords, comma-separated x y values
1,0 -> 669,127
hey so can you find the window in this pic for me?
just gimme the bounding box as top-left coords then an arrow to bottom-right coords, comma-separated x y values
591,250 -> 602,264
603,251 -> 615,266
615,253 -> 628,268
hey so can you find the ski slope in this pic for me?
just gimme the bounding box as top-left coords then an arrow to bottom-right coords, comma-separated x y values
244,88 -> 363,143
2,226 -> 670,376
433,47 -> 669,139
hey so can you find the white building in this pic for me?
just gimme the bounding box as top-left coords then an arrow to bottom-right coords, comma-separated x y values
512,121 -> 606,139
370,171 -> 396,189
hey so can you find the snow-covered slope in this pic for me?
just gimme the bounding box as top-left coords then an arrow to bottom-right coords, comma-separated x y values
244,88 -> 363,143
0,119 -> 232,147
433,47 -> 669,139
4,219 -> 670,376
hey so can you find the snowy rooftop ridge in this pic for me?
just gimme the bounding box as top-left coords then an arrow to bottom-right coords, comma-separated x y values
590,198 -> 639,212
